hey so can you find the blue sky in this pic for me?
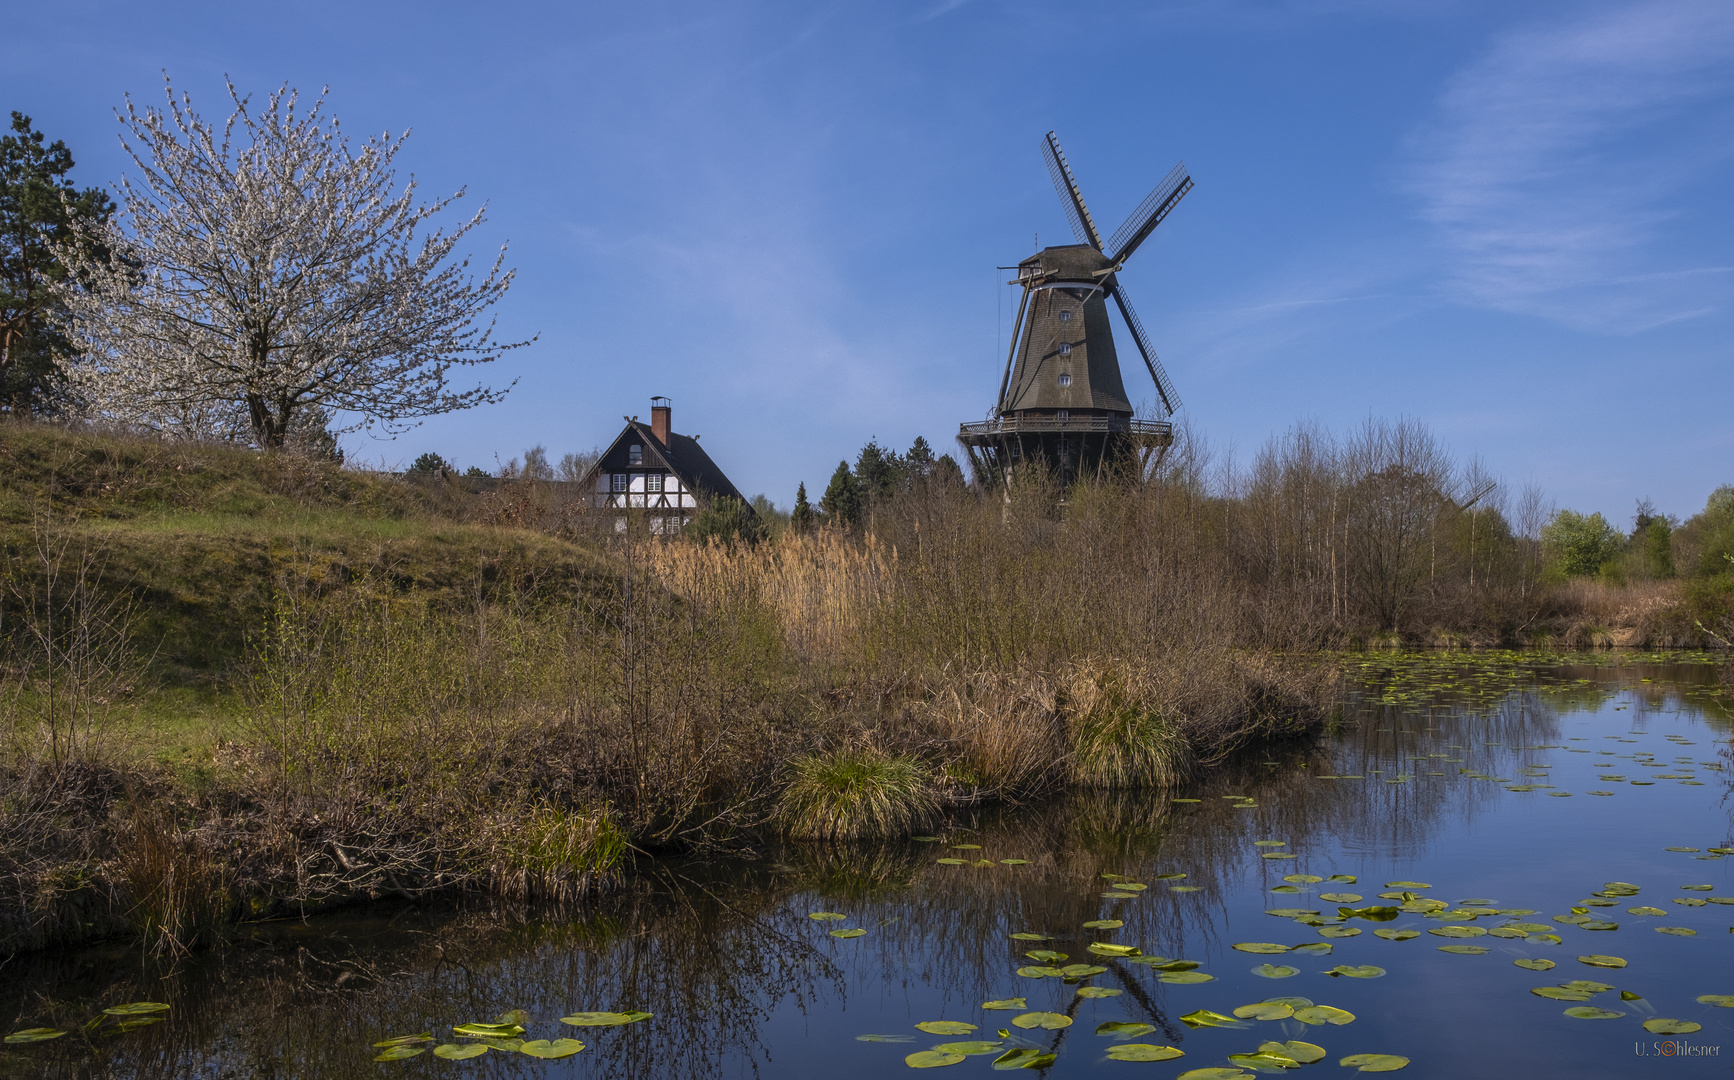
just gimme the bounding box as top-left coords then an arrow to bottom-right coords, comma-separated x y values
8,0 -> 1732,523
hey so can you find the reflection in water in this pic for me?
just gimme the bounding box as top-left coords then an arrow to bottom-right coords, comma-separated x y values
2,656 -> 1731,1079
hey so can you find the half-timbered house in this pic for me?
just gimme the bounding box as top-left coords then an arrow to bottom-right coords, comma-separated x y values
579,397 -> 750,533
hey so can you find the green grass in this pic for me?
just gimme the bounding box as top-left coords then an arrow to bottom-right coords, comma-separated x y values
774,748 -> 938,841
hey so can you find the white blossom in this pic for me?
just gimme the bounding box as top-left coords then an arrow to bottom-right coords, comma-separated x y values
52,75 -> 528,446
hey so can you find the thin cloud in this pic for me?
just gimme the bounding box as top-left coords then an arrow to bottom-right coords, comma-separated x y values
1406,0 -> 1734,333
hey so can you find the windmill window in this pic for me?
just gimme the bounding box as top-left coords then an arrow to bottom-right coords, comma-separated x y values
1058,309 -> 1072,322
1058,342 -> 1072,357
1057,410 -> 1070,423
1057,373 -> 1072,387
628,444 -> 643,465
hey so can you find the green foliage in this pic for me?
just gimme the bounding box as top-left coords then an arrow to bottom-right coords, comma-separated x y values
686,496 -> 761,547
790,482 -> 814,533
820,461 -> 861,527
1693,485 -> 1734,577
1541,510 -> 1622,580
0,112 -> 115,414
464,466 -> 490,477
410,452 -> 453,474
855,439 -> 902,499
774,747 -> 936,840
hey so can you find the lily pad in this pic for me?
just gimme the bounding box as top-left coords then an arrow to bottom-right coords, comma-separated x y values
1290,943 -> 1334,955
372,1045 -> 426,1061
932,1041 -> 1006,1056
1292,1005 -> 1355,1026
1562,1007 -> 1624,1020
1513,958 -> 1556,971
1326,965 -> 1385,978
1026,949 -> 1068,962
1251,964 -> 1301,978
1339,1053 -> 1409,1072
858,1034 -> 918,1042
1176,1071 -> 1254,1080
1283,874 -> 1325,884
1228,1051 -> 1302,1072
1159,971 -> 1217,984
950,844 -> 982,850
1643,1019 -> 1702,1034
915,1021 -> 978,1035
1009,933 -> 1051,941
1097,1021 -> 1157,1036
4,1028 -> 67,1044
1531,987 -> 1594,1001
1016,966 -> 1064,978
936,858 -> 966,865
990,1048 -> 1056,1070
1656,926 -> 1697,936
982,998 -> 1026,1011
1000,859 -> 1028,865
1327,875 -> 1358,884
1261,1040 -> 1326,1064
373,1034 -> 435,1049
1695,994 -> 1734,1007
1317,927 -> 1361,939
831,928 -> 867,939
103,1003 -> 171,1016
1385,881 -> 1431,889
1010,1012 -> 1071,1030
1428,926 -> 1485,939
1319,893 -> 1363,903
1232,1003 -> 1295,1020
454,1022 -> 526,1037
1266,909 -> 1319,918
1117,884 -> 1149,892
1254,840 -> 1287,847
433,1044 -> 489,1060
1577,955 -> 1627,968
1436,945 -> 1489,955
519,1039 -> 586,1059
1179,1009 -> 1245,1028
1154,873 -> 1189,880
906,1050 -> 966,1068
1232,943 -> 1291,954
1372,929 -> 1419,941
1107,1043 -> 1186,1062
809,912 -> 848,921
1060,964 -> 1109,977
1076,986 -> 1122,998
1088,943 -> 1141,957
559,1012 -> 649,1027
1083,919 -> 1124,930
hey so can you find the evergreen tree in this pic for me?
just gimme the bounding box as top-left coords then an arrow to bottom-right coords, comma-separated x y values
0,112 -> 114,414
790,481 -> 814,533
854,439 -> 902,499
409,451 -> 452,474
820,461 -> 862,527
905,435 -> 936,481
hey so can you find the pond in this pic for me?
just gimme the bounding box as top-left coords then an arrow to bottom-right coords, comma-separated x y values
3,653 -> 1732,1079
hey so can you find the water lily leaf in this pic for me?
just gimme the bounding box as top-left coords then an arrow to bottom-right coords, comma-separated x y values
932,1041 -> 1006,1056
1531,987 -> 1594,1001
1096,1022 -> 1157,1037
372,1045 -> 426,1061
1179,1009 -> 1245,1028
1339,1053 -> 1409,1071
453,1022 -> 525,1037
950,844 -> 982,850
936,858 -> 966,865
1580,921 -> 1619,930
373,1034 -> 435,1048
982,998 -> 1026,1011
1292,1005 -> 1355,1026
1076,986 -> 1122,998
1262,996 -> 1315,1007
1262,1040 -> 1327,1064
1233,943 -> 1291,954
1170,885 -> 1203,892
1251,964 -> 1301,978
1385,881 -> 1431,889
1577,955 -> 1627,968
1107,1044 -> 1186,1062
1696,994 -> 1734,1007
1326,965 -> 1385,978
559,1012 -> 647,1027
1025,950 -> 1068,963
114,1018 -> 164,1032
434,1044 -> 489,1060
1175,1071 -> 1254,1080
1271,885 -> 1302,895
1000,859 -> 1028,865
1154,960 -> 1200,971
1436,945 -> 1489,955
1317,927 -> 1361,939
1319,893 -> 1362,903
1656,926 -> 1697,936
1060,963 -> 1109,977
913,836 -> 941,841
1289,943 -> 1334,955
1428,926 -> 1486,939
1082,919 -> 1124,930
858,1034 -> 918,1042
1527,933 -> 1562,945
1118,884 -> 1149,891
1154,873 -> 1189,880
1665,847 -> 1700,852
990,1048 -> 1056,1070
916,1021 -> 978,1035
809,912 -> 848,921
4,1028 -> 67,1044
1088,943 -> 1141,957
1620,991 -> 1643,1001
469,1038 -> 524,1051
1011,1012 -> 1072,1030
1009,933 -> 1051,941
1015,966 -> 1063,978
1562,1007 -> 1624,1020
1513,958 -> 1556,971
1373,929 -> 1419,941
1172,798 -> 1203,804
1487,927 -> 1526,939
1561,980 -> 1613,992
1266,909 -> 1319,919
831,928 -> 867,939
1341,906 -> 1399,921
906,1050 -> 966,1068
1160,971 -> 1216,984
1644,1019 -> 1702,1034
1254,840 -> 1287,847
1283,875 -> 1325,884
103,1003 -> 171,1016
1626,906 -> 1666,916
1233,1003 -> 1295,1020
1261,854 -> 1298,860
519,1039 -> 586,1059
1328,875 -> 1358,884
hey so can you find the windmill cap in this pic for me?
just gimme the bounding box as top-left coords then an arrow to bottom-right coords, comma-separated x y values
1021,244 -> 1114,282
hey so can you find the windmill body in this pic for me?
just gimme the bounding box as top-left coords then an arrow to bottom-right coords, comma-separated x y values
959,133 -> 1192,489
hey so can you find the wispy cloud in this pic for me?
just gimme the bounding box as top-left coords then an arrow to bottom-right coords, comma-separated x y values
1407,0 -> 1734,332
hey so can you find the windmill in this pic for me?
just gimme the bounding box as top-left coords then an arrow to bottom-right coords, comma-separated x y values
958,131 -> 1192,489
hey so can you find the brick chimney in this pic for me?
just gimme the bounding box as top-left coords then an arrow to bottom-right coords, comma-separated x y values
650,396 -> 671,446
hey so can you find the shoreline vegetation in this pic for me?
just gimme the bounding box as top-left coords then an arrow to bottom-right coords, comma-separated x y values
1,420 -> 1730,958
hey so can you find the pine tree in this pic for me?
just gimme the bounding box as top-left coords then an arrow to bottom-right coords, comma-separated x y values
855,439 -> 903,499
905,435 -> 936,481
820,461 -> 862,528
791,481 -> 814,533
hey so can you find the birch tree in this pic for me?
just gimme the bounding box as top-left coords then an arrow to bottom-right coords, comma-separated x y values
52,76 -> 528,447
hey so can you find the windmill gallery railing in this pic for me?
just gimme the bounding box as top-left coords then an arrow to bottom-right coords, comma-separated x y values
959,414 -> 1173,442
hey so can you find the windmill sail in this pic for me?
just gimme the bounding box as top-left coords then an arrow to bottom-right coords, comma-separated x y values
1107,162 -> 1191,265
1042,132 -> 1103,250
1109,282 -> 1181,416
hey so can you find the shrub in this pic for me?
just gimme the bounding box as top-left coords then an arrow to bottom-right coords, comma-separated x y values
774,747 -> 936,841
1542,510 -> 1622,580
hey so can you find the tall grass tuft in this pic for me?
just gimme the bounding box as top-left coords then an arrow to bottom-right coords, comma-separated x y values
775,747 -> 937,841
1061,663 -> 1193,789
488,802 -> 630,903
119,807 -> 231,955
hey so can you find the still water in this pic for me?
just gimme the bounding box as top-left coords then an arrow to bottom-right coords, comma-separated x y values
4,654 -> 1732,1079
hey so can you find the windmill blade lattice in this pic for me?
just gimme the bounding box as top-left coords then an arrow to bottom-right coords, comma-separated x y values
1042,132 -> 1103,250
1110,282 -> 1181,416
1107,161 -> 1192,265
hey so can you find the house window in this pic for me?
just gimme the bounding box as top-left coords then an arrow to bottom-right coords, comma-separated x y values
627,444 -> 642,465
1058,342 -> 1072,357
1058,373 -> 1072,387
646,473 -> 664,493
611,474 -> 628,493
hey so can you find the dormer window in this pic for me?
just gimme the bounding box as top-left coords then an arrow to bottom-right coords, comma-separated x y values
628,443 -> 642,465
